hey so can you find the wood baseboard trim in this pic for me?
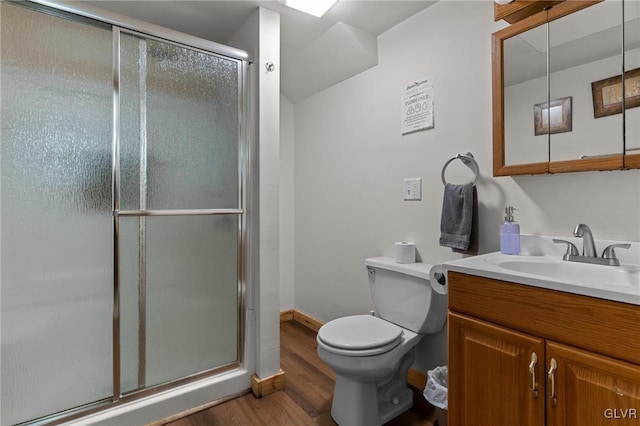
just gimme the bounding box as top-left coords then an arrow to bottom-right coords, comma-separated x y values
251,369 -> 286,398
280,309 -> 427,390
280,309 -> 294,322
281,308 -> 323,332
407,368 -> 427,391
292,310 -> 323,332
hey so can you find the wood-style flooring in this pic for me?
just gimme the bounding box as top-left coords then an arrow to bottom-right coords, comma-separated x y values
163,320 -> 438,426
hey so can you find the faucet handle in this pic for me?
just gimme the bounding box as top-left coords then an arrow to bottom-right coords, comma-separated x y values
553,239 -> 579,260
602,243 -> 631,260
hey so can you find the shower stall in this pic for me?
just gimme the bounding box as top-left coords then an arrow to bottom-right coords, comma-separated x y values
1,1 -> 251,424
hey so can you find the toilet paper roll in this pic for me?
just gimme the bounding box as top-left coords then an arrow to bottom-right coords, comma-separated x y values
395,241 -> 416,264
429,264 -> 448,295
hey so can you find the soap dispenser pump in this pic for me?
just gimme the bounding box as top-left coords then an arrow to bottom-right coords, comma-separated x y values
500,206 -> 520,255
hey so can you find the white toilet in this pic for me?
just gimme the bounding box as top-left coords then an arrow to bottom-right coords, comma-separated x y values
316,257 -> 447,426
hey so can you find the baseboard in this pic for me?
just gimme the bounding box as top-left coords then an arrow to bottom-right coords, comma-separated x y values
280,309 -> 428,390
251,369 -> 286,398
407,367 -> 428,391
292,310 -> 323,332
280,309 -> 294,322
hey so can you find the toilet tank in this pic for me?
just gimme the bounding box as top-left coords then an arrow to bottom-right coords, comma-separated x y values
365,257 -> 446,334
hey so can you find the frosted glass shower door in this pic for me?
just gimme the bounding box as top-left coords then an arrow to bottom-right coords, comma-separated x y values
117,32 -> 243,392
0,3 -> 113,425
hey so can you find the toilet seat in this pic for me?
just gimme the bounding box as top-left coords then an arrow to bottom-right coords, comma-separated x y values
317,315 -> 403,356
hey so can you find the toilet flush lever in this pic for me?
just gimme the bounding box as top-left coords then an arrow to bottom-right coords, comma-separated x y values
365,266 -> 375,276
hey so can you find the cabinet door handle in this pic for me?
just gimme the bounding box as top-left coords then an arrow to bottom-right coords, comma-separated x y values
547,358 -> 558,406
529,352 -> 539,398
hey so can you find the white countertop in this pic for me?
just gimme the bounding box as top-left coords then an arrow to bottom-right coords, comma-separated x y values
442,235 -> 640,306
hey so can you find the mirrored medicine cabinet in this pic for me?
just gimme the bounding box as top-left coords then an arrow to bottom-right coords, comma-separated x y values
493,0 -> 640,176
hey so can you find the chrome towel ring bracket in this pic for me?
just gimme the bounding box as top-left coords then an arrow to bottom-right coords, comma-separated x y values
441,152 -> 480,186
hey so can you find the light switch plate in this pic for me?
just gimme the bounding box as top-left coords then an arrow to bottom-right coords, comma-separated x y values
403,178 -> 422,201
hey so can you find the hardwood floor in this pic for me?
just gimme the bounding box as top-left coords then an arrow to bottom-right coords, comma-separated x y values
163,320 -> 438,426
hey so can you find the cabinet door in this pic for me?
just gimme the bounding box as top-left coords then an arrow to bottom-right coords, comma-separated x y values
546,341 -> 640,426
448,312 -> 545,426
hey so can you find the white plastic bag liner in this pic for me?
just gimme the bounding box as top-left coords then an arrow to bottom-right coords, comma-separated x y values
424,365 -> 448,409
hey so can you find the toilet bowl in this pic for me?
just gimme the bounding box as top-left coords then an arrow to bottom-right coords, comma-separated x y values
317,315 -> 421,425
316,257 -> 447,426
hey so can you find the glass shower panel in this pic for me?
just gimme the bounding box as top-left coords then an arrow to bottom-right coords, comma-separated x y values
119,218 -> 141,394
0,3 -> 113,425
118,32 -> 242,392
119,216 -> 239,389
119,33 -> 240,211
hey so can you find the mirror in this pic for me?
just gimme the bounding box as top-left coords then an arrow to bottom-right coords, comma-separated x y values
549,0 -> 623,170
503,24 -> 548,171
493,0 -> 635,176
625,0 -> 640,166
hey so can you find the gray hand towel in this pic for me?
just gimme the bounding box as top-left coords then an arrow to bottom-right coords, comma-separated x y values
439,182 -> 476,252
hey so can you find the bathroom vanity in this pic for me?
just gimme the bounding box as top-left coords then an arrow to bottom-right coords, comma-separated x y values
444,239 -> 640,426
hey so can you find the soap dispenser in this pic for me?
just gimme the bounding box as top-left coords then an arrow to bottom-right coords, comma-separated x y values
500,206 -> 520,255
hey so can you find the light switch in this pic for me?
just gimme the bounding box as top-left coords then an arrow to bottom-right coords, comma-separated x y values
403,178 -> 422,201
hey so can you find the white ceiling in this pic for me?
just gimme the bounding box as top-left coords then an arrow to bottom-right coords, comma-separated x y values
79,0 -> 436,102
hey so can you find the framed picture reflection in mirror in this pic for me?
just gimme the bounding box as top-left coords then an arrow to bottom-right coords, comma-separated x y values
534,96 -> 572,136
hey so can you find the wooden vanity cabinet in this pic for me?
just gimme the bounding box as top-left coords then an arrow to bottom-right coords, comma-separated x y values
449,313 -> 544,425
546,342 -> 640,426
448,271 -> 640,426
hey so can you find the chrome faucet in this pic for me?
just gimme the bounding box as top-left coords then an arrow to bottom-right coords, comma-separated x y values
573,224 -> 597,257
553,224 -> 630,266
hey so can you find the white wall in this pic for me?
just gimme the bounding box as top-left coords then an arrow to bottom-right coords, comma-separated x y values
290,1 -> 640,372
280,95 -> 295,311
229,7 -> 282,379
254,8 -> 281,379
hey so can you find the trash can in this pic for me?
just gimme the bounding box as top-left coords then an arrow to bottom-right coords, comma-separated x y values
424,366 -> 448,426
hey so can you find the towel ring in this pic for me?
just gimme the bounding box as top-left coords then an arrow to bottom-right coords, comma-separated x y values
441,152 -> 479,186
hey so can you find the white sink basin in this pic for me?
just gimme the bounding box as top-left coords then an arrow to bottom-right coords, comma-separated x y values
493,257 -> 640,288
443,250 -> 640,306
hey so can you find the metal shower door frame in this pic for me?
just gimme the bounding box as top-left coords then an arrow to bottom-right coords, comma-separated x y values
111,26 -> 249,401
7,1 -> 252,423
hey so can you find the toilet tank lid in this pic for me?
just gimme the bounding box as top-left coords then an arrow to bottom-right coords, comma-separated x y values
365,257 -> 433,280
